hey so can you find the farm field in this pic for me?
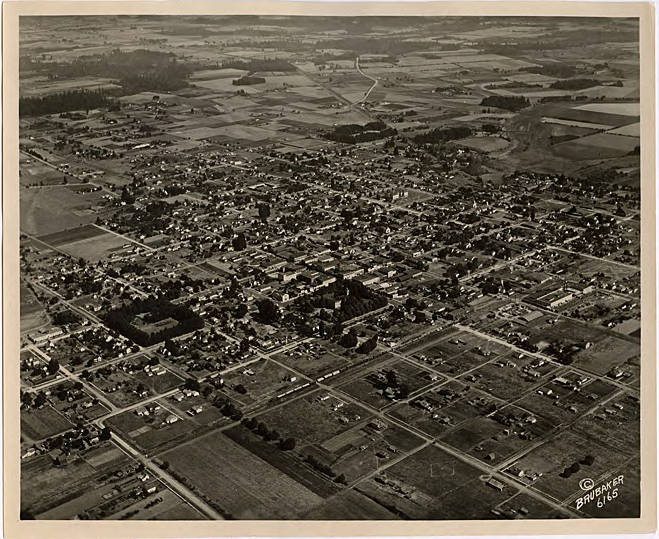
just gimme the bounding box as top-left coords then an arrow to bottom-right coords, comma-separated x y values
301,489 -> 399,519
574,102 -> 640,116
21,186 -> 99,236
164,431 -> 325,519
57,232 -> 128,262
456,136 -> 510,152
21,406 -> 74,441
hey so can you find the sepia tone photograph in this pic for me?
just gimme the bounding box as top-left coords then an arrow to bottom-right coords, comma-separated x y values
4,2 -> 656,537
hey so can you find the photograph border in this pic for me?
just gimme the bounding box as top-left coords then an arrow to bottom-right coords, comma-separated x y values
3,2 -> 656,538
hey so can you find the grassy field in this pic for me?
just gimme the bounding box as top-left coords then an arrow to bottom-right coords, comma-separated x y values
22,455 -> 98,515
541,117 -> 612,130
219,358 -> 303,407
573,335 -> 639,375
456,136 -> 510,152
515,377 -> 617,426
387,380 -> 504,438
459,353 -> 557,401
21,186 -> 98,236
510,428 -> 630,503
224,425 -> 341,498
575,132 -> 640,152
21,406 -> 73,441
439,407 -> 555,464
339,360 -> 438,410
574,102 -> 639,116
20,281 -> 48,332
37,223 -> 106,246
22,443 -> 128,516
272,347 -> 353,379
20,162 -> 64,187
571,393 -> 639,457
258,390 -> 372,445
164,431 -> 324,519
301,489 -> 398,519
356,444 -> 514,519
607,122 -> 640,137
57,232 -> 127,262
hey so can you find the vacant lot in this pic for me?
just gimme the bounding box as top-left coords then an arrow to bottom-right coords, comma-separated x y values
573,335 -> 639,375
58,232 -> 127,262
20,281 -> 48,332
258,390 -> 372,446
21,406 -> 73,441
164,431 -> 324,519
220,358 -> 303,407
571,393 -> 639,457
510,429 -> 629,503
356,444 -> 515,519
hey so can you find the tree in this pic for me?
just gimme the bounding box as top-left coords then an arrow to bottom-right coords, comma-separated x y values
357,335 -> 378,354
183,378 -> 201,391
236,303 -> 248,318
413,310 -> 427,324
47,357 -> 60,375
339,331 -> 358,349
280,437 -> 296,451
385,370 -> 399,387
582,455 -> 595,466
335,473 -> 347,484
257,299 -> 280,324
256,422 -> 269,437
34,392 -> 47,408
164,339 -> 181,356
99,427 -> 112,441
232,233 -> 247,251
21,392 -> 34,408
258,203 -> 271,223
235,384 -> 247,395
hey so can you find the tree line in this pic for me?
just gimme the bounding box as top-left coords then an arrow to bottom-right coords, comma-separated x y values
19,89 -> 116,117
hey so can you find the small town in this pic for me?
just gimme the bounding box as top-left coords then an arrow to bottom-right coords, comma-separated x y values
19,15 -> 640,521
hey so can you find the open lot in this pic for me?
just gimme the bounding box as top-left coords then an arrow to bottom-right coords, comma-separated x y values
356,444 -> 524,519
164,431 -> 325,519
21,186 -> 100,236
508,429 -> 631,505
21,405 -> 73,441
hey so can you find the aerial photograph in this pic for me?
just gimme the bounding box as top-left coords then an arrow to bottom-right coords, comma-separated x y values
18,15 -> 641,521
